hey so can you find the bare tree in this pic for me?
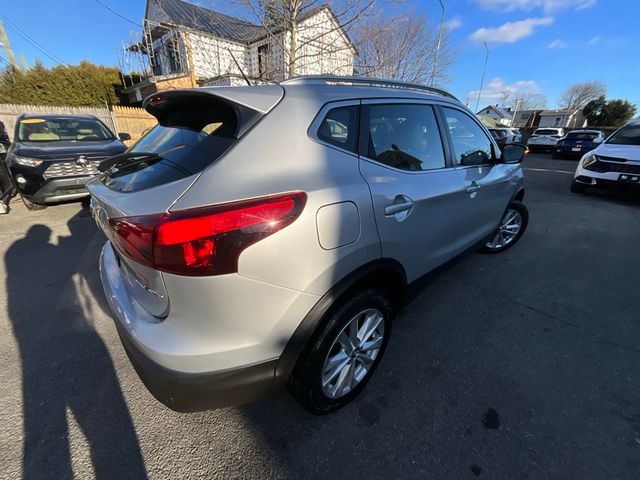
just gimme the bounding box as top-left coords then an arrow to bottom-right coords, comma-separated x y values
499,91 -> 547,110
237,0 -> 374,79
517,92 -> 548,110
354,12 -> 453,85
560,81 -> 606,110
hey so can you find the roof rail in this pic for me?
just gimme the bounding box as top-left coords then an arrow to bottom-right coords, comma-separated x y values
281,75 -> 459,102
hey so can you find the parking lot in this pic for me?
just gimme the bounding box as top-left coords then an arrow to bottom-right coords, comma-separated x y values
0,153 -> 639,479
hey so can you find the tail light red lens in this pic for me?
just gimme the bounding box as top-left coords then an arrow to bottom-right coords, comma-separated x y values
108,192 -> 307,276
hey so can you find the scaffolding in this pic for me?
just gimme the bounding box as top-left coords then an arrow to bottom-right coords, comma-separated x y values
118,19 -> 189,88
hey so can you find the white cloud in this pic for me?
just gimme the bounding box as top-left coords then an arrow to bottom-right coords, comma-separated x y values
469,17 -> 554,44
474,0 -> 596,13
588,35 -> 601,45
445,16 -> 462,31
468,77 -> 542,108
548,39 -> 568,48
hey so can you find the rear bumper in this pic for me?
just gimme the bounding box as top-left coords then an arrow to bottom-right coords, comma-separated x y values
554,146 -> 595,157
527,143 -> 556,151
99,242 -> 319,411
113,318 -> 277,412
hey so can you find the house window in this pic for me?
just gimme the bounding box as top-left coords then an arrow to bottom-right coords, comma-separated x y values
554,116 -> 562,127
258,44 -> 272,80
168,46 -> 180,73
520,113 -> 529,120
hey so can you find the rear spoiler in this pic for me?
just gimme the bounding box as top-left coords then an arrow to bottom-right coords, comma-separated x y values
143,85 -> 284,138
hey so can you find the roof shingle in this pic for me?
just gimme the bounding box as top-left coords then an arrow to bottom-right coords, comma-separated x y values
157,0 -> 264,43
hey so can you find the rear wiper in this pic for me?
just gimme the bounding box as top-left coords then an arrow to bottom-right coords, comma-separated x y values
98,152 -> 162,172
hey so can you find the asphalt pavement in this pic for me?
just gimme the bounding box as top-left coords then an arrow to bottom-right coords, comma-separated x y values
0,154 -> 639,479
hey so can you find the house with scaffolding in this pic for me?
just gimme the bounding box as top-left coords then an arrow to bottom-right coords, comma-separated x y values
120,0 -> 355,104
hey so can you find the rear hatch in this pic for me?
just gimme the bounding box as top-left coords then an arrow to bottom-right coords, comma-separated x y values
559,132 -> 599,150
532,129 -> 563,142
88,85 -> 284,317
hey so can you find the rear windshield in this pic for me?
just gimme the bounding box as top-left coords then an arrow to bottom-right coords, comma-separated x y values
535,129 -> 560,135
17,117 -> 114,142
101,95 -> 251,193
565,132 -> 599,141
606,125 -> 640,146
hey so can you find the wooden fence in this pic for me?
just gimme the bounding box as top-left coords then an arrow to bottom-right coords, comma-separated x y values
0,103 -> 157,145
111,105 -> 157,145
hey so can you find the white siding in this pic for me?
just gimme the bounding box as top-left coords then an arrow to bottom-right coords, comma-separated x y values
293,10 -> 354,76
188,33 -> 246,80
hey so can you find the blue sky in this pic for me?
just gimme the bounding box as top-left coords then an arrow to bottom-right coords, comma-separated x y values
1,0 -> 639,110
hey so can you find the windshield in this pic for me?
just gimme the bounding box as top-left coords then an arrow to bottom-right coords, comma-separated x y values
565,132 -> 599,141
606,124 -> 640,146
535,129 -> 560,136
17,117 -> 115,142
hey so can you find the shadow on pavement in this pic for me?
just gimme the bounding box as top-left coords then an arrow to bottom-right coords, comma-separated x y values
5,210 -> 147,479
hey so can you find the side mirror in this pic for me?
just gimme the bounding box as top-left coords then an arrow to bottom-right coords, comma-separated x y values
118,132 -> 132,141
500,143 -> 527,164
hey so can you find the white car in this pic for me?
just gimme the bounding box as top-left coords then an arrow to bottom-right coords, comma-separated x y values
507,128 -> 522,143
527,128 -> 565,152
571,121 -> 640,193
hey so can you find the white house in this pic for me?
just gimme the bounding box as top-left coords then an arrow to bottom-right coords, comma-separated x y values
511,108 -> 587,129
537,109 -> 587,128
123,0 -> 355,103
476,105 -> 514,126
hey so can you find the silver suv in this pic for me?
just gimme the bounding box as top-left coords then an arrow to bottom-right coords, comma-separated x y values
88,76 -> 528,414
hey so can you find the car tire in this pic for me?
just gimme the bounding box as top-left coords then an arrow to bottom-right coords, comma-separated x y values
481,201 -> 529,254
570,181 -> 587,193
289,288 -> 393,415
21,195 -> 46,211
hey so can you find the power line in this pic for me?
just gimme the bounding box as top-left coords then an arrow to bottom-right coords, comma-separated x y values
94,0 -> 142,27
0,13 -> 68,65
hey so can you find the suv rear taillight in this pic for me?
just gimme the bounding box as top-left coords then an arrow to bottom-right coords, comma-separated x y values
108,192 -> 307,276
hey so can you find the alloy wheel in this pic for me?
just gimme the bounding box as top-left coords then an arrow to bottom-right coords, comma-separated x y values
321,308 -> 385,399
485,208 -> 523,250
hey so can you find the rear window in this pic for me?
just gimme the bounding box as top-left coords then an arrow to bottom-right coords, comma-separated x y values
565,132 -> 599,141
606,125 -> 640,146
535,129 -> 560,135
101,94 -> 255,192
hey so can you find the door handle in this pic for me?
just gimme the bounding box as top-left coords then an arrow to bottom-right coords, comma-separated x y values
384,195 -> 414,216
466,181 -> 481,194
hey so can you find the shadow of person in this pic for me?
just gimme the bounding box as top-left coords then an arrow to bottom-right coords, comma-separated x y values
5,224 -> 147,479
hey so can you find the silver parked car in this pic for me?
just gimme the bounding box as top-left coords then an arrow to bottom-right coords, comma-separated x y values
88,76 -> 529,414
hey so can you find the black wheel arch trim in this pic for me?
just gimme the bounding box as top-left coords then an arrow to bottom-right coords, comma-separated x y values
512,186 -> 525,202
271,258 -> 407,393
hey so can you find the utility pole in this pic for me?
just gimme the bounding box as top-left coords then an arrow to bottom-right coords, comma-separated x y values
511,98 -> 522,128
429,0 -> 445,86
474,41 -> 489,113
